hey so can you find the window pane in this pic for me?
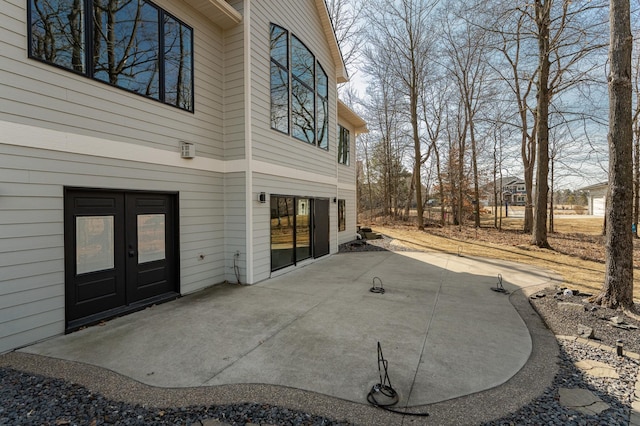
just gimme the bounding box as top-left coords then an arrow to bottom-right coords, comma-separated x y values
338,199 -> 346,231
317,98 -> 328,149
316,64 -> 327,98
76,216 -> 114,274
271,196 -> 295,270
30,0 -> 86,72
138,214 -> 165,263
93,0 -> 159,99
271,62 -> 289,133
296,198 -> 311,261
338,125 -> 350,165
291,35 -> 314,88
292,79 -> 315,144
164,16 -> 193,110
344,127 -> 350,165
270,24 -> 287,67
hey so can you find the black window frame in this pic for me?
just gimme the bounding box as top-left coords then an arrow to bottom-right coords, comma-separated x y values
269,23 -> 329,151
27,0 -> 194,113
338,199 -> 346,231
338,125 -> 350,165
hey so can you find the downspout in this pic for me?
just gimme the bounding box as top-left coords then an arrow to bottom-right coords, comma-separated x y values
244,0 -> 253,283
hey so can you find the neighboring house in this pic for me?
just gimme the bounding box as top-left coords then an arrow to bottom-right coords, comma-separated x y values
481,177 -> 529,207
0,0 -> 367,353
581,182 -> 607,216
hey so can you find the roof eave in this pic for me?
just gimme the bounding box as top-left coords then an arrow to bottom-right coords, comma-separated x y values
183,0 -> 242,29
338,100 -> 368,134
314,0 -> 349,84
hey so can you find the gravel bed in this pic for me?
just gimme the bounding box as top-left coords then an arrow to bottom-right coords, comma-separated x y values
3,243 -> 640,425
0,368 -> 350,426
530,287 -> 640,354
484,339 -> 639,426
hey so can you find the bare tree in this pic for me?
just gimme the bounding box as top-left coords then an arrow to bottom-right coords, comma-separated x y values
327,0 -> 367,103
441,2 -> 491,228
366,0 -> 438,229
530,0 -> 608,247
327,0 -> 366,71
590,0 -> 633,309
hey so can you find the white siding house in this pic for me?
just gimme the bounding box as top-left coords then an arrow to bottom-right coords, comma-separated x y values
0,0 -> 366,353
582,182 -> 607,216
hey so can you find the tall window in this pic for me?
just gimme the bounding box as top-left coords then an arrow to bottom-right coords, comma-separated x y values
338,199 -> 346,231
338,125 -> 350,165
270,25 -> 289,133
29,0 -> 194,112
270,23 -> 328,150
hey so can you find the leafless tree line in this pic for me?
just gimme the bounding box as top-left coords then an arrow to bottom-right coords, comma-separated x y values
331,0 -> 635,308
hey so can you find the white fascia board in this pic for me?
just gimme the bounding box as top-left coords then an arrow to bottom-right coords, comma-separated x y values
0,120 -> 242,173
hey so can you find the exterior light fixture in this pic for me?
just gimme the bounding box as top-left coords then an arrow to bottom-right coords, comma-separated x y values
180,142 -> 195,159
259,192 -> 266,203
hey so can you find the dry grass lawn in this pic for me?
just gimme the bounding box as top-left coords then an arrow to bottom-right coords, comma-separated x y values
369,215 -> 640,298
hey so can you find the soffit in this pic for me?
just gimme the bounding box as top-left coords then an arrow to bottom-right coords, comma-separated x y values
338,100 -> 368,134
184,0 -> 242,29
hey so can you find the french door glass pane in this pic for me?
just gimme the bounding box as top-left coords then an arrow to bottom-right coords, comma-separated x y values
137,214 -> 165,264
76,216 -> 114,274
296,198 -> 311,261
271,197 -> 295,270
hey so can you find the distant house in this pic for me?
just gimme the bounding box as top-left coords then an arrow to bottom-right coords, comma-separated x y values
0,0 -> 367,353
581,182 -> 607,216
481,177 -> 529,207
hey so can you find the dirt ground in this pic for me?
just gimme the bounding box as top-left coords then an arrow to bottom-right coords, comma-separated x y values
367,214 -> 640,297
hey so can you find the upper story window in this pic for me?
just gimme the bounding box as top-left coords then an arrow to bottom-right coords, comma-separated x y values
270,23 -> 329,150
338,125 -> 350,165
28,0 -> 194,112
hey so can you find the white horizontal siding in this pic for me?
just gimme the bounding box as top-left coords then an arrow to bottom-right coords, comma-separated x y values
224,172 -> 247,283
0,142 -> 226,353
250,0 -> 338,178
0,0 -> 225,160
338,189 -> 358,245
223,0 -> 246,161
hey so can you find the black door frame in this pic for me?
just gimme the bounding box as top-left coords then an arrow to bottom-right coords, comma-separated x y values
270,195 -> 330,272
64,187 -> 180,331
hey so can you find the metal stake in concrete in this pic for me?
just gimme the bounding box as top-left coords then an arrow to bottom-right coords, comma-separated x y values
491,274 -> 508,294
370,277 -> 385,294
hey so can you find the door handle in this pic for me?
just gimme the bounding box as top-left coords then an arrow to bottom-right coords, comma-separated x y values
128,245 -> 136,257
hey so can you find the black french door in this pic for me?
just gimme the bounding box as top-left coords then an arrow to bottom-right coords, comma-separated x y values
64,189 -> 179,330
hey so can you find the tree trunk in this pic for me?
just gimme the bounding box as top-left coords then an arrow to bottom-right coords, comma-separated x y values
532,0 -> 551,249
434,144 -> 445,226
634,111 -> 640,238
470,119 -> 480,228
549,156 -> 554,233
591,0 -> 633,309
411,92 -> 424,229
522,127 -> 536,233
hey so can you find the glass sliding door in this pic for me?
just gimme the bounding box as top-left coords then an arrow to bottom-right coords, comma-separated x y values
296,198 -> 311,261
271,196 -> 295,270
